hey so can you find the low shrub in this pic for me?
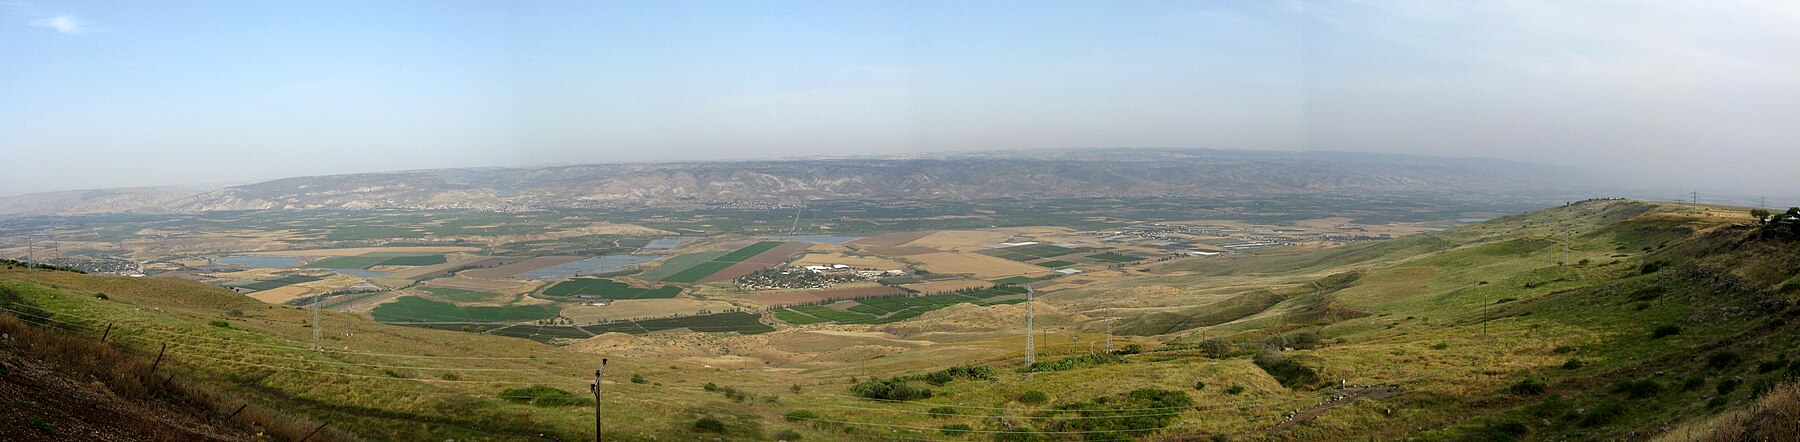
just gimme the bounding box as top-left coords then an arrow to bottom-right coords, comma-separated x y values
1577,402 -> 1622,427
773,429 -> 802,441
692,417 -> 725,433
1717,378 -> 1742,395
940,424 -> 973,436
1652,325 -> 1681,339
498,385 -> 587,406
850,378 -> 931,401
1611,379 -> 1661,399
1709,352 -> 1742,370
783,410 -> 816,422
1508,379 -> 1548,396
1017,390 -> 1049,404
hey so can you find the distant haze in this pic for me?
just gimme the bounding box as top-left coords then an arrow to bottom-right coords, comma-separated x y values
3,1 -> 1797,197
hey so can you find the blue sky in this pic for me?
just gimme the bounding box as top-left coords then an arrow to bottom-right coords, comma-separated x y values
3,1 -> 1798,196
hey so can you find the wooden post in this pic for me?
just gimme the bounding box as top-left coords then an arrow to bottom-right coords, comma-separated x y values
225,403 -> 248,421
150,343 -> 167,373
593,358 -> 607,442
297,422 -> 328,442
101,323 -> 112,342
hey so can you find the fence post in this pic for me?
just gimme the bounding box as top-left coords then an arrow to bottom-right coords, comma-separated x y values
101,323 -> 112,342
297,422 -> 329,442
150,343 -> 167,373
226,403 -> 248,421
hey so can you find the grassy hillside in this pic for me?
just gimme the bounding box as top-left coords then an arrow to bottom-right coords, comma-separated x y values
5,199 -> 1798,441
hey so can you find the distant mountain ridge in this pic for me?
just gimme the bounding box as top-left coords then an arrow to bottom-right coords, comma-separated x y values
0,187 -> 194,217
4,148 -> 1597,215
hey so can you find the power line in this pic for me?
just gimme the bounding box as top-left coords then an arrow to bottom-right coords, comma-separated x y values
3,308 -> 567,385
3,305 -> 601,360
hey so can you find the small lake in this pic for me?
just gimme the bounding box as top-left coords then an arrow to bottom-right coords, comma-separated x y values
216,256 -> 300,268
641,237 -> 694,250
523,255 -> 658,279
332,269 -> 388,278
759,235 -> 861,244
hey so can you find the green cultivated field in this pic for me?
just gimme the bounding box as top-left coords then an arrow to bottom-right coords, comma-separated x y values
636,251 -> 728,281
583,311 -> 774,334
539,278 -> 681,300
991,275 -> 1057,285
417,287 -> 504,302
1086,252 -> 1144,262
1035,260 -> 1078,268
772,308 -> 831,324
651,242 -> 789,283
371,296 -> 558,323
715,241 -> 784,262
658,261 -> 736,283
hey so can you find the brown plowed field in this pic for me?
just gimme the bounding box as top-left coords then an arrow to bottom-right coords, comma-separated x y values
697,242 -> 813,283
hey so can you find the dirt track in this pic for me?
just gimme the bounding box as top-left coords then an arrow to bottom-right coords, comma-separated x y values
1267,385 -> 1404,432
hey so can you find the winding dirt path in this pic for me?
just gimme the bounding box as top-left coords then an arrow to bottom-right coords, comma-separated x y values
1267,385 -> 1404,432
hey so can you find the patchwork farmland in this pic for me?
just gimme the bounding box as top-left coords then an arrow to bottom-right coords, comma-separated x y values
651,241 -> 799,283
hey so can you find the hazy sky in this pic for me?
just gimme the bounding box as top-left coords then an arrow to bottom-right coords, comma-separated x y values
3,1 -> 1798,196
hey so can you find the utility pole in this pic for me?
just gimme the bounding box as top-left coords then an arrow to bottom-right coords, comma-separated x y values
1692,191 -> 1700,214
592,359 -> 607,442
1105,306 -> 1114,353
1562,230 -> 1570,266
1025,287 -> 1035,366
312,295 -> 323,341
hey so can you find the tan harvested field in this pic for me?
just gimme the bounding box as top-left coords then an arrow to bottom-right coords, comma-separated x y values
902,230 -> 1014,252
247,285 -> 311,304
859,245 -> 940,256
696,242 -> 812,283
909,251 -> 1053,278
560,299 -> 740,323
459,256 -> 584,279
792,252 -> 909,270
380,255 -> 483,280
900,279 -> 993,294
751,285 -> 907,305
243,246 -> 478,257
422,276 -> 542,295
328,290 -> 402,313
848,231 -> 936,247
